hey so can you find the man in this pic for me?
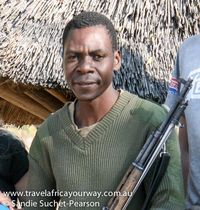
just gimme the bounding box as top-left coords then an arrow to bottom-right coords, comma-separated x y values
25,11 -> 184,209
165,34 -> 200,210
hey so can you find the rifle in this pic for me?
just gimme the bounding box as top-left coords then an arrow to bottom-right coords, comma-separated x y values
103,78 -> 193,210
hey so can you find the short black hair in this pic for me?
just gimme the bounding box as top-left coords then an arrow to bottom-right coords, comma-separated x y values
62,11 -> 118,51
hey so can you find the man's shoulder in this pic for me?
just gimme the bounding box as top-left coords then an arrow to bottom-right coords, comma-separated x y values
139,98 -> 167,117
138,99 -> 167,127
123,91 -> 167,126
183,34 -> 200,45
36,103 -> 70,138
123,90 -> 165,111
180,34 -> 200,53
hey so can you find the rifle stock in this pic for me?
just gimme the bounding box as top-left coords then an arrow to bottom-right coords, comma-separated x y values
105,166 -> 142,210
103,78 -> 193,210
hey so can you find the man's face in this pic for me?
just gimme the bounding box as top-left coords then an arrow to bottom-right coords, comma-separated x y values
63,26 -> 121,101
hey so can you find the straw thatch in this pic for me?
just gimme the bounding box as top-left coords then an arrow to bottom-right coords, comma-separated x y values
0,0 -> 200,125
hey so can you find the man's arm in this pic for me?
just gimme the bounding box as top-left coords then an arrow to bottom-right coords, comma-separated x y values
179,116 -> 189,194
24,132 -> 58,210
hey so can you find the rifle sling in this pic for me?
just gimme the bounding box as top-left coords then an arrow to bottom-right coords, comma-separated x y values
141,152 -> 170,210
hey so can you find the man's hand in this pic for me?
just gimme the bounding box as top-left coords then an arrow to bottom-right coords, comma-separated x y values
0,192 -> 15,210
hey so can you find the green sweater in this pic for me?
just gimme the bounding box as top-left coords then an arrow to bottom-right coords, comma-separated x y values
25,91 -> 184,210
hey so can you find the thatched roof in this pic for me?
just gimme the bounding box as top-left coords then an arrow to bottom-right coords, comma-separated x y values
0,0 -> 199,125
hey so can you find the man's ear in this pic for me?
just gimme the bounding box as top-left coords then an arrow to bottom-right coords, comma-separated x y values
113,50 -> 121,71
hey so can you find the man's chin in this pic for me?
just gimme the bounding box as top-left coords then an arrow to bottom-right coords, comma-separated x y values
75,95 -> 97,101
73,92 -> 100,102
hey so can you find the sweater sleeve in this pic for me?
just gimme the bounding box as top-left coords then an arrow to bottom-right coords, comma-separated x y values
24,127 -> 59,210
143,128 -> 185,209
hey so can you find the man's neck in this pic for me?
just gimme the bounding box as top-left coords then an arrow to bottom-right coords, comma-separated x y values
74,88 -> 120,128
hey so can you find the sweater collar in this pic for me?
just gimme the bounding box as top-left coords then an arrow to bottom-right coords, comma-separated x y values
58,91 -> 135,150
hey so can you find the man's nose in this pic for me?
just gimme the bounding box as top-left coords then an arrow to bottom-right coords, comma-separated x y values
77,56 -> 93,74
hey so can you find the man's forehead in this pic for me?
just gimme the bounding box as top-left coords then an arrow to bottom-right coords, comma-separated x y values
64,26 -> 112,51
66,25 -> 110,40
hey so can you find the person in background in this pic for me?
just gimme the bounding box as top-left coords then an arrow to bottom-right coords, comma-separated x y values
0,127 -> 29,210
25,11 -> 184,210
165,34 -> 200,210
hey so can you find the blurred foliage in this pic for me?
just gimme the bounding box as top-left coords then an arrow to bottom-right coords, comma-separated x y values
3,125 -> 36,150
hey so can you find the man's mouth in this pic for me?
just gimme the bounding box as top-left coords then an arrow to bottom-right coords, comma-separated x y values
74,81 -> 97,86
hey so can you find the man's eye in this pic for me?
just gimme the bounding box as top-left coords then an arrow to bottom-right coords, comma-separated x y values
67,55 -> 77,61
66,54 -> 78,62
93,55 -> 104,61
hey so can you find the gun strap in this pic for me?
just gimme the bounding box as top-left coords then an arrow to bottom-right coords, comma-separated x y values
141,152 -> 170,210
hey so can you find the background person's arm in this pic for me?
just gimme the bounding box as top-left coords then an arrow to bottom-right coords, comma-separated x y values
15,172 -> 28,203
